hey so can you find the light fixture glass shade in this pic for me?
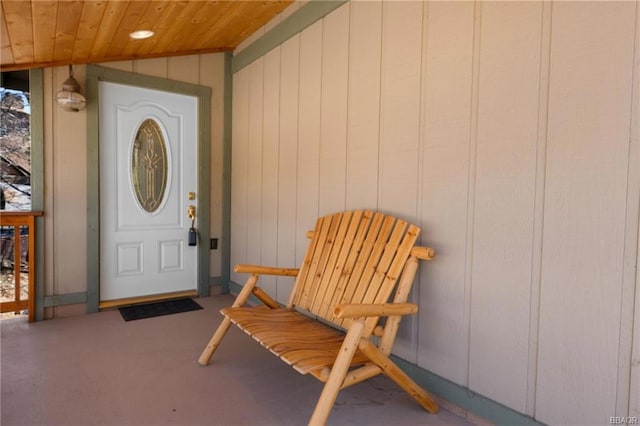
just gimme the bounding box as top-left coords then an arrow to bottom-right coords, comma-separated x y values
56,65 -> 86,112
56,89 -> 86,111
129,30 -> 154,40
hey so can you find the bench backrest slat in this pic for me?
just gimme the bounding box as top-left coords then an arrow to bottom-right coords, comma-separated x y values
289,210 -> 421,335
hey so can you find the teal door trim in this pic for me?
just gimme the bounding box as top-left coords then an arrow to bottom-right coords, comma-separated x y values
221,52 -> 233,292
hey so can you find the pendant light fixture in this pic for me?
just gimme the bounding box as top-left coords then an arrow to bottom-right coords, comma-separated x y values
56,64 -> 86,112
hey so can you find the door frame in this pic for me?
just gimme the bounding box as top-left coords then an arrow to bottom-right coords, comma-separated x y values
85,64 -> 211,313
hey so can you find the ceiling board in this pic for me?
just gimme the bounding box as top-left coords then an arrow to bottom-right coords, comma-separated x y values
89,1 -> 131,60
147,1 -> 204,56
72,1 -> 108,62
32,1 -> 58,63
0,0 -> 294,71
53,1 -> 83,63
0,3 -> 15,65
2,0 -> 34,64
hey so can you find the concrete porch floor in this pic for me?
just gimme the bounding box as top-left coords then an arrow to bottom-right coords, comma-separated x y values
1,294 -> 477,426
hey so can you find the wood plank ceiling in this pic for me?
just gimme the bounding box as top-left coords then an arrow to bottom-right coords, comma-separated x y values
0,0 -> 294,71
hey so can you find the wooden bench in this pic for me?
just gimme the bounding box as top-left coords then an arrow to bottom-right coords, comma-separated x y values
198,210 -> 438,425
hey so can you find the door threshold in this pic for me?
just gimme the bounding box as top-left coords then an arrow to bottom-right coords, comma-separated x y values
99,290 -> 198,309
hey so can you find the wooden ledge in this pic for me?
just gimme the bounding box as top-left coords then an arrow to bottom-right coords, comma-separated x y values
333,303 -> 418,319
234,264 -> 299,276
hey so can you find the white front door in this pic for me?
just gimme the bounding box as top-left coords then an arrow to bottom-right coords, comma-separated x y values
99,82 -> 198,302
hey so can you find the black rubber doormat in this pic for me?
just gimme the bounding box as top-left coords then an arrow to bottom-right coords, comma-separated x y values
118,298 -> 203,321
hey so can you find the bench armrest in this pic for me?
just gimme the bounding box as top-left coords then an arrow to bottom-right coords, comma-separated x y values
411,246 -> 435,260
333,303 -> 418,319
234,264 -> 299,277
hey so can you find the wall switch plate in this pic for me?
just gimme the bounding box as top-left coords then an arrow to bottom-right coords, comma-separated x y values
210,238 -> 218,250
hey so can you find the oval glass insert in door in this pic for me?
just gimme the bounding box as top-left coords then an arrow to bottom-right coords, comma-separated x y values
131,118 -> 168,213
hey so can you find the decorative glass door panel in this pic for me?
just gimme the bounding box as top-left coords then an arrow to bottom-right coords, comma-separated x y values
132,119 -> 168,214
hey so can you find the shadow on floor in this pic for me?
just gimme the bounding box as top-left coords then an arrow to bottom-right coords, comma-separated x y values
1,294 -> 475,426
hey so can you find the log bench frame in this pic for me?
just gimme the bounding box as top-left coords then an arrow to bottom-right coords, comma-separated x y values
198,210 -> 438,425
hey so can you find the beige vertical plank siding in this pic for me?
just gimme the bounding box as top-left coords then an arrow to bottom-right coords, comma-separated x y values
276,35 -> 301,303
536,2 -> 636,424
618,0 -> 640,418
378,1 -> 422,219
633,226 -> 640,417
527,1 -> 553,416
418,1 -> 475,386
318,4 -> 349,215
296,20 -> 322,266
168,55 -> 200,84
468,1 -> 542,413
378,1 -> 424,363
133,57 -> 167,78
629,2 -> 640,418
230,68 -> 250,285
261,48 -> 282,299
51,65 -> 88,295
346,1 -> 382,211
247,58 -> 264,268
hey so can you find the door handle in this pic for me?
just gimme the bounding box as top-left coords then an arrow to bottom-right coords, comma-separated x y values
188,205 -> 197,246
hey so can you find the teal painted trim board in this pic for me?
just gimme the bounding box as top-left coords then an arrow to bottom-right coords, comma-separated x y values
226,280 -> 544,426
392,357 -> 545,426
221,52 -> 233,294
85,65 -> 100,314
29,69 -> 45,321
209,276 -> 227,296
209,276 -> 225,287
232,0 -> 348,73
227,281 -> 262,307
197,77 -> 212,298
45,283 -> 221,309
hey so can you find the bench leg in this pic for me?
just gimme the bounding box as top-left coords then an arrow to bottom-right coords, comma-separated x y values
198,275 -> 259,366
358,339 -> 439,414
309,318 -> 365,426
198,316 -> 232,366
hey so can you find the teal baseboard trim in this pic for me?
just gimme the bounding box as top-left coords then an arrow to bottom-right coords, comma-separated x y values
228,281 -> 239,292
229,280 -> 543,425
43,292 -> 88,308
209,276 -> 229,295
228,281 -> 241,295
232,0 -> 348,73
227,281 -> 261,305
209,276 -> 224,286
393,357 -> 543,425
